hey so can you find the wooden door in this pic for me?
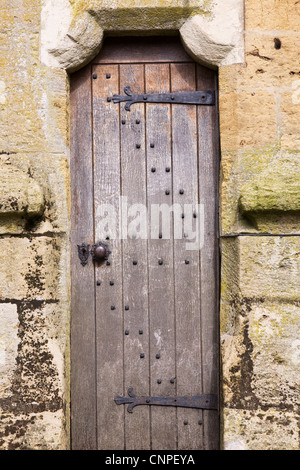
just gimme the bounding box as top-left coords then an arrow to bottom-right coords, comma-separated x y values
70,37 -> 219,450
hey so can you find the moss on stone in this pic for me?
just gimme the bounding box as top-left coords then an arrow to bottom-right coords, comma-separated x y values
71,0 -> 213,31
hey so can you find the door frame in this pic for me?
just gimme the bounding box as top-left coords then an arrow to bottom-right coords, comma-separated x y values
70,36 -> 221,450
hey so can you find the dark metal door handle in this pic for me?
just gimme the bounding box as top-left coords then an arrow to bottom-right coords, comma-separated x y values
77,242 -> 111,265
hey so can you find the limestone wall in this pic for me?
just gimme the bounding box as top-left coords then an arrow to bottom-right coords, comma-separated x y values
220,0 -> 300,450
0,0 -> 299,450
0,1 -> 70,449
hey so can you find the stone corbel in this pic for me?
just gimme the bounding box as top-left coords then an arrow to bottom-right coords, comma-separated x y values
47,10 -> 104,73
238,161 -> 300,231
180,0 -> 244,69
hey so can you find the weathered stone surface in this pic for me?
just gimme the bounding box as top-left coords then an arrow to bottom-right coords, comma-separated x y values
41,0 -> 244,72
0,304 -> 19,400
0,299 -> 69,449
180,0 -> 244,69
239,236 -> 300,300
245,0 -> 300,31
239,161 -> 300,225
48,11 -> 104,73
0,154 -> 70,235
221,151 -> 300,234
0,236 -> 68,301
0,0 -> 70,451
0,410 -> 65,450
223,407 -> 299,450
250,302 -> 300,406
243,32 -> 300,89
221,233 -> 300,450
281,88 -> 300,150
221,298 -> 300,404
0,163 -> 44,218
219,89 -> 277,152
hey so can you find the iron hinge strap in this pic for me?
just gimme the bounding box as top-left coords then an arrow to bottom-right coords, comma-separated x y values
115,388 -> 218,413
110,86 -> 215,111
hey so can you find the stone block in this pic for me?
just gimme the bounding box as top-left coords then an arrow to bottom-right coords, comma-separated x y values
243,33 -> 300,89
0,304 -> 19,400
221,295 -> 300,406
0,410 -> 66,450
280,88 -> 300,150
239,236 -> 300,300
0,163 -> 44,218
223,407 -> 299,450
218,92 -> 239,152
249,302 -> 300,407
7,300 -> 68,408
4,68 -> 69,154
0,236 -> 67,301
219,89 -> 277,152
245,0 -> 300,31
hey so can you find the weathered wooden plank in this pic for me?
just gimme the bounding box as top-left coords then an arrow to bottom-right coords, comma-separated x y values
119,64 -> 151,450
93,37 -> 193,64
145,63 -> 177,450
171,62 -> 203,450
92,64 -> 125,450
70,65 -> 97,450
196,64 -> 220,450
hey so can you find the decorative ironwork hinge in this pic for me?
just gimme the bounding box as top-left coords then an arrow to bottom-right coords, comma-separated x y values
115,388 -> 218,413
110,86 -> 215,111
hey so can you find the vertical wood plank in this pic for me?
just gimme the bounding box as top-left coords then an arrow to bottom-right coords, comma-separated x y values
197,64 -> 220,450
93,64 -> 125,450
70,65 -> 97,450
171,63 -> 203,450
145,64 -> 177,450
119,64 -> 151,450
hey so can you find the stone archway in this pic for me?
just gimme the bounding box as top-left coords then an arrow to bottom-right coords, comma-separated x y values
40,0 -> 244,73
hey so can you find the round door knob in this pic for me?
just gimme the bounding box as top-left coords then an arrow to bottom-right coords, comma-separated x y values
94,244 -> 107,261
